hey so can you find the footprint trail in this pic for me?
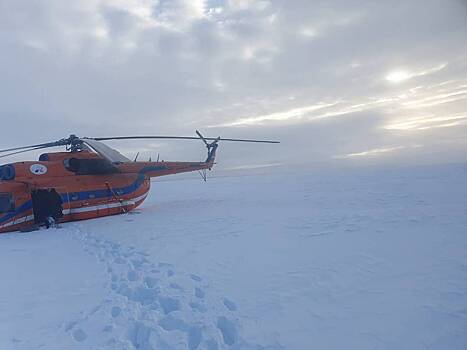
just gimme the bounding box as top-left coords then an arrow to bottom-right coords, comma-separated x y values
63,224 -> 281,350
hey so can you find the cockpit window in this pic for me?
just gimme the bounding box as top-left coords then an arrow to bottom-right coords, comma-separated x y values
0,193 -> 14,213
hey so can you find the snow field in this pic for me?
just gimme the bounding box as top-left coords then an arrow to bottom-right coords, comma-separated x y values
0,163 -> 467,349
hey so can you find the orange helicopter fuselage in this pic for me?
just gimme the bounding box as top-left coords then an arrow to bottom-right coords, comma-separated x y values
0,150 -> 214,233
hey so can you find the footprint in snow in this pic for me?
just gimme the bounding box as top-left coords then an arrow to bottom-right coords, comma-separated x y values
223,298 -> 237,311
72,328 -> 87,342
110,306 -> 121,318
190,274 -> 202,282
65,226 -> 276,349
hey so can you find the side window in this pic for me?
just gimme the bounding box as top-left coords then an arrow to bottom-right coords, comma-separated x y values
0,193 -> 14,213
64,158 -> 79,172
0,165 -> 15,181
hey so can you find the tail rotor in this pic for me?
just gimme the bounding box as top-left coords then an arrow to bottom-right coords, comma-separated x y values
196,130 -> 220,165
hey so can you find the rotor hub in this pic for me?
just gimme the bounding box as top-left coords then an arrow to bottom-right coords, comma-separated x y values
68,134 -> 84,152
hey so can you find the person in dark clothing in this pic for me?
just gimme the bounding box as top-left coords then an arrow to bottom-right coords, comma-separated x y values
32,188 -> 64,229
32,189 -> 47,226
47,189 -> 63,227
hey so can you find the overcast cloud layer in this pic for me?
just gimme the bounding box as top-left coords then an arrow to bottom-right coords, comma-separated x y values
1,0 -> 466,169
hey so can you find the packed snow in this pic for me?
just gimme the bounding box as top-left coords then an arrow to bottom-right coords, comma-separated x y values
0,164 -> 467,350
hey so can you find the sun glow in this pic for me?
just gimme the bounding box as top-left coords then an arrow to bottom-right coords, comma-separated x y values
386,70 -> 411,83
385,64 -> 447,84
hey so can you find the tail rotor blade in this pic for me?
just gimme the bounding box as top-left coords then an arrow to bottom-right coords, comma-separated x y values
196,130 -> 209,147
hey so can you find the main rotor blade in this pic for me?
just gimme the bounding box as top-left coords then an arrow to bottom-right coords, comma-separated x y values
0,139 -> 69,154
89,136 -> 280,144
0,145 -> 56,159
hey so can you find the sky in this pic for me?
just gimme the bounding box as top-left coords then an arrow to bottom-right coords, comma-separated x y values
1,0 -> 466,169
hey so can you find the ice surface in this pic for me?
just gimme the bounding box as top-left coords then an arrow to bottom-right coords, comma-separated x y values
0,164 -> 466,349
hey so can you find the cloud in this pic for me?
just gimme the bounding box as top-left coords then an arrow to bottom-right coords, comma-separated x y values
385,113 -> 467,131
0,0 -> 466,168
213,102 -> 339,126
335,145 -> 422,159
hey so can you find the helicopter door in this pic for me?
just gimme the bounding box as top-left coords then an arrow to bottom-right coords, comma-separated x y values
31,188 -> 68,226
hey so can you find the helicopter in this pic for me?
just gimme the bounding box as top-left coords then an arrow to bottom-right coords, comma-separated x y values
0,132 -> 278,234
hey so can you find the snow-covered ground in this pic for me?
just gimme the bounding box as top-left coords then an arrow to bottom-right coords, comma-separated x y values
1,164 -> 467,350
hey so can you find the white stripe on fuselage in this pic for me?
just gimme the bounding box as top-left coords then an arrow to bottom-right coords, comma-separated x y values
0,192 -> 149,229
